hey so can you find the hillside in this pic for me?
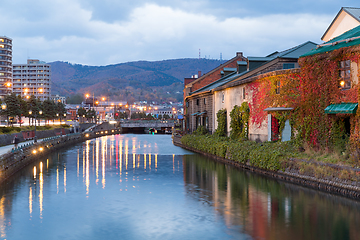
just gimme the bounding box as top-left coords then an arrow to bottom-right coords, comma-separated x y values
50,58 -> 225,103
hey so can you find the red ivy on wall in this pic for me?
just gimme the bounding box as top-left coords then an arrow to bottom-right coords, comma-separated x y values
271,115 -> 280,141
249,45 -> 360,149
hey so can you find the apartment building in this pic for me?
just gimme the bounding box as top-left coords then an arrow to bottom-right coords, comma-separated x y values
13,59 -> 51,101
0,36 -> 12,99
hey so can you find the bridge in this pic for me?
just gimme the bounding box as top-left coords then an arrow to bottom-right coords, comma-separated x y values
119,120 -> 175,134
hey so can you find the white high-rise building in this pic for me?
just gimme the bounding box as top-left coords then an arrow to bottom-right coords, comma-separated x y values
0,36 -> 12,99
13,59 -> 51,101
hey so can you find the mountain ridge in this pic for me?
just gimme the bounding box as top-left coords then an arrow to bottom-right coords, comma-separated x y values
49,58 -> 225,102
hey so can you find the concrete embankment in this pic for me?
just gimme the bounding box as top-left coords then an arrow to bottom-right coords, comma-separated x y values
173,135 -> 360,200
0,127 -> 121,184
0,123 -> 95,147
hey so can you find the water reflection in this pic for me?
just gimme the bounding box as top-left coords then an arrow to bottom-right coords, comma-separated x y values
183,154 -> 360,240
0,134 -> 358,239
22,135 -> 188,222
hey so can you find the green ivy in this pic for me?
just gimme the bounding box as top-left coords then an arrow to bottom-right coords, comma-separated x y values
214,109 -> 227,137
181,134 -> 297,171
193,125 -> 208,135
230,102 -> 250,140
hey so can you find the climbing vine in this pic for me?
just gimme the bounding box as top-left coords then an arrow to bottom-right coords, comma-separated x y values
230,102 -> 250,140
249,45 -> 360,152
214,109 -> 227,137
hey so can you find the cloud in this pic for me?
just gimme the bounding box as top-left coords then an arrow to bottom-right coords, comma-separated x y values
5,2 -> 333,65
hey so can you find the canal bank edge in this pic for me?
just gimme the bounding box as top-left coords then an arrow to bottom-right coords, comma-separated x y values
0,126 -> 121,184
172,135 -> 360,200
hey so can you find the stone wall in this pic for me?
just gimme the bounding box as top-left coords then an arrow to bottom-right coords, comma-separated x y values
173,135 -> 360,200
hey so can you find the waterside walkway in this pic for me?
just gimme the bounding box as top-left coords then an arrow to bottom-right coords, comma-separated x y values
0,127 -> 121,184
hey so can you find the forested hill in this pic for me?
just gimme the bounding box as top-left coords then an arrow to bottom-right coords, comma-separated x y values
49,58 -> 225,103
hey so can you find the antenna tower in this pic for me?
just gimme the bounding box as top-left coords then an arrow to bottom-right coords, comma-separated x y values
199,49 -> 201,59
220,53 -> 222,61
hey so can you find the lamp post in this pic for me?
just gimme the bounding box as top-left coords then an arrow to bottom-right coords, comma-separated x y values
1,103 -> 6,126
111,103 -> 115,120
29,109 -> 42,143
85,93 -> 93,110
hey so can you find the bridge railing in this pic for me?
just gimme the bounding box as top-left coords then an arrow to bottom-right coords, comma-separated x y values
120,120 -> 176,124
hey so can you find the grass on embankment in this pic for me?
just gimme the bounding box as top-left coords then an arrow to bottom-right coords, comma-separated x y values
0,124 -> 70,135
180,134 -> 360,183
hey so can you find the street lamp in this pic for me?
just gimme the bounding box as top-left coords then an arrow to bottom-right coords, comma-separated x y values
1,103 -> 6,126
29,109 -> 43,143
111,103 -> 115,120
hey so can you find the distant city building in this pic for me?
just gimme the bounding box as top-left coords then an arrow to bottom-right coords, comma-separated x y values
50,94 -> 66,104
13,59 -> 51,101
0,36 -> 12,99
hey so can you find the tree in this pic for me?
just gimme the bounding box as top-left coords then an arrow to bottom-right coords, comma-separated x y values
146,113 -> 154,120
27,95 -> 42,126
3,93 -> 21,126
117,111 -> 128,119
77,107 -> 87,123
86,109 -> 97,123
55,101 -> 67,124
66,93 -> 84,104
42,99 -> 57,125
17,95 -> 28,127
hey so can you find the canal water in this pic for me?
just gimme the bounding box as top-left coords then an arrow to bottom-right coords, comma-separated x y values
0,134 -> 359,239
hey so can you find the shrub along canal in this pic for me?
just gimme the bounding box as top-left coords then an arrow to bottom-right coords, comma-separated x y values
0,134 -> 358,239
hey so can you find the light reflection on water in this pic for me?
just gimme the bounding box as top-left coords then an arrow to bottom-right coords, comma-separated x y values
0,134 -> 358,239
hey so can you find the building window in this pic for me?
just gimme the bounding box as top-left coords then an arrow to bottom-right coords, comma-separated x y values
243,87 -> 246,99
283,63 -> 295,69
196,99 -> 199,105
275,80 -> 280,94
339,60 -> 351,89
222,92 -> 225,103
186,101 -> 189,107
204,98 -> 206,105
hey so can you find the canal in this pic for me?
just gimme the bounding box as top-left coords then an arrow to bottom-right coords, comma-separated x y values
0,134 -> 359,239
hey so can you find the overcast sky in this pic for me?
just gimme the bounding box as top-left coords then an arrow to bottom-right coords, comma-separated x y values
1,0 -> 359,66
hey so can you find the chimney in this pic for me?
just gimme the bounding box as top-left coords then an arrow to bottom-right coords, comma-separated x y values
236,52 -> 243,58
198,71 -> 201,77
